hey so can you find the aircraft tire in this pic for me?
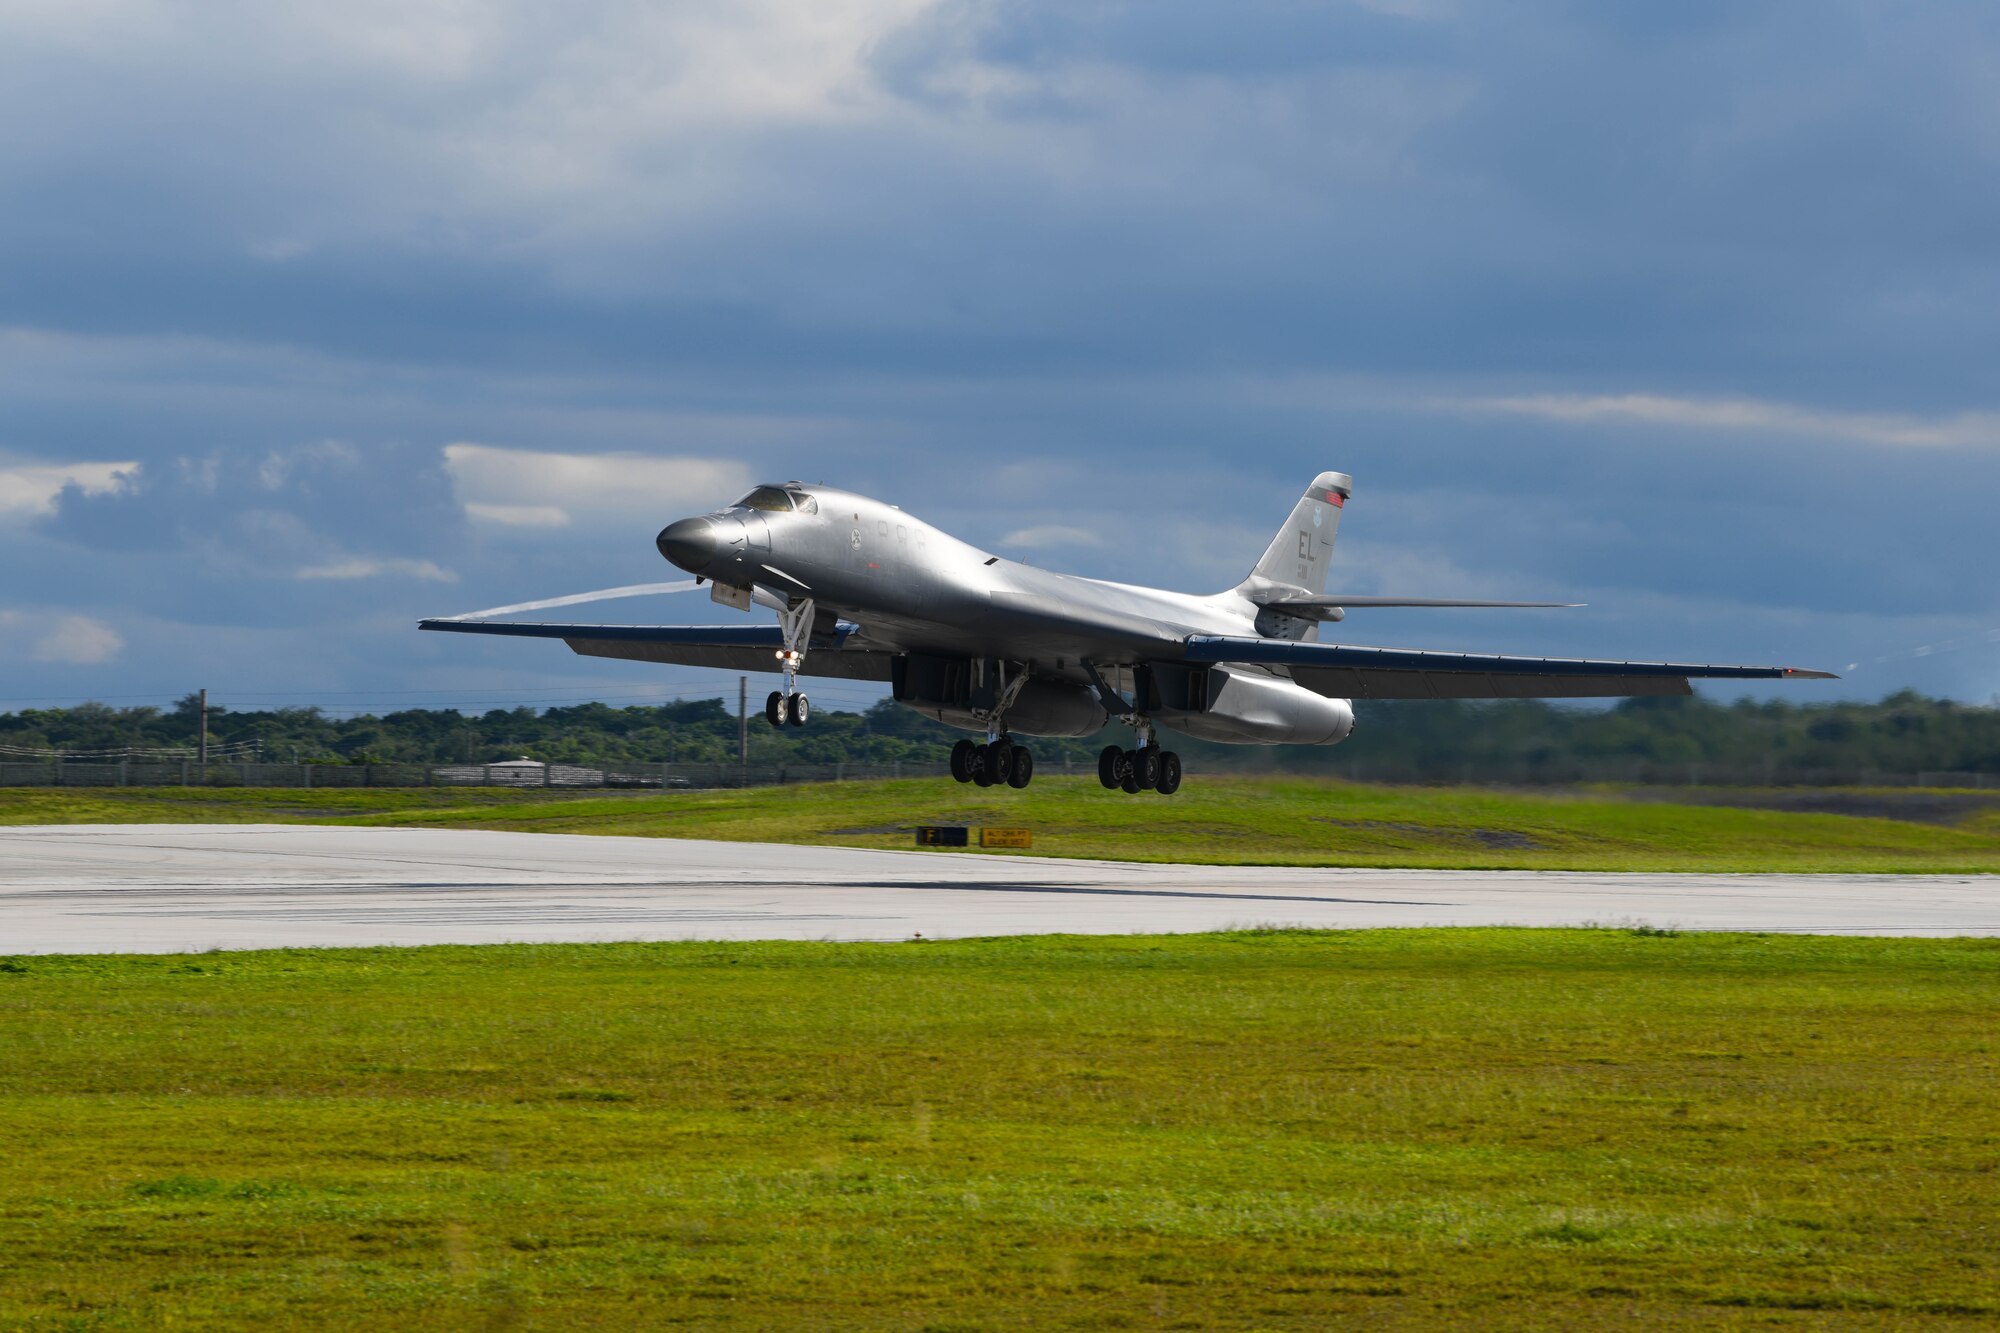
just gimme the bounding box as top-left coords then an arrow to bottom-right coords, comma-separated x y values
950,739 -> 977,783
1097,746 -> 1123,789
1156,751 -> 1182,795
972,746 -> 998,787
1119,763 -> 1142,794
1134,748 -> 1161,790
786,692 -> 810,727
1007,747 -> 1033,789
989,737 -> 1013,772
765,691 -> 785,728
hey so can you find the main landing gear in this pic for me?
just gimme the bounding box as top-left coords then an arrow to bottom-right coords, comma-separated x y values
1074,661 -> 1182,795
1099,744 -> 1182,796
946,660 -> 1036,787
950,737 -> 1033,789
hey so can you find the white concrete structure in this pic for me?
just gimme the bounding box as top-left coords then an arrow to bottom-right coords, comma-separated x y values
0,824 -> 1992,954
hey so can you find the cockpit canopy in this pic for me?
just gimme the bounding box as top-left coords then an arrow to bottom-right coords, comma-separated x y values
734,484 -> 818,514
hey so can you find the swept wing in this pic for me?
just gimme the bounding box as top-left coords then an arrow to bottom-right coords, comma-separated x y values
1254,594 -> 1581,621
1184,635 -> 1836,700
418,618 -> 893,682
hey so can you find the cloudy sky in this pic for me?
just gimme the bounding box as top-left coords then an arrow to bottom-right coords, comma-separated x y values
3,0 -> 1997,716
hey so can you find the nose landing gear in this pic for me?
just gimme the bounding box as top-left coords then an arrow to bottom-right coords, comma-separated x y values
766,597 -> 816,729
766,690 -> 810,728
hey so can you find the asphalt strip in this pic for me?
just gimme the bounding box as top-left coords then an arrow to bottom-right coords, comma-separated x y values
1,824 -> 1993,953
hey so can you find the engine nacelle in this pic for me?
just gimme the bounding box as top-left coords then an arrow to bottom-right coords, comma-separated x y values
1142,664 -> 1354,746
891,653 -> 1104,738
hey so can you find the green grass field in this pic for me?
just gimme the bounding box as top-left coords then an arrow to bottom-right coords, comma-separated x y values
2,930 -> 1996,1329
3,776 -> 1997,872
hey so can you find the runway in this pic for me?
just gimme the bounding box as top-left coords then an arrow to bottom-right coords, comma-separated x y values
2,824 -> 1992,953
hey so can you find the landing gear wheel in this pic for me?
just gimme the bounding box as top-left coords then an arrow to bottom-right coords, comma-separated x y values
765,691 -> 785,728
972,744 -> 998,787
1098,745 -> 1123,789
1007,747 -> 1033,789
786,692 -> 810,727
1155,750 -> 1182,796
988,737 -> 1013,773
1119,762 -> 1142,794
1133,747 -> 1161,791
950,739 -> 977,783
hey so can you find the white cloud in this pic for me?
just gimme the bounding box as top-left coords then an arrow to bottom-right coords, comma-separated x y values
30,614 -> 124,664
464,502 -> 571,528
1459,392 -> 2000,449
431,0 -> 941,220
0,458 -> 139,518
999,524 -> 1105,549
256,440 -> 354,491
295,557 -> 457,582
1330,539 -> 1551,602
443,443 -> 752,527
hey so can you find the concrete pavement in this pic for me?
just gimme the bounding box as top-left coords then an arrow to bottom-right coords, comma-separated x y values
1,824 -> 1993,953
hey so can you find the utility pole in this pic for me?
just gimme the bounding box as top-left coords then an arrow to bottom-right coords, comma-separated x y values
197,688 -> 208,769
737,676 -> 748,772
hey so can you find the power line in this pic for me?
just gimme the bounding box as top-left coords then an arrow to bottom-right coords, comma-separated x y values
0,741 -> 263,761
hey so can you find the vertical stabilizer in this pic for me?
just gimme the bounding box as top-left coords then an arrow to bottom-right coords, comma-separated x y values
1236,471 -> 1351,596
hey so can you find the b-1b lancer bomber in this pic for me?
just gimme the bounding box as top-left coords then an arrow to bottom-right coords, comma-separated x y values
421,475 -> 1833,794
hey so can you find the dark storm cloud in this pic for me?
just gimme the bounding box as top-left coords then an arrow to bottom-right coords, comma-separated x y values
7,0 -> 2000,398
0,0 -> 1995,705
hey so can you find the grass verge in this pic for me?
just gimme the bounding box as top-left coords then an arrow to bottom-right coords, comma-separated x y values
2,930 -> 1996,1329
2,776 -> 1997,872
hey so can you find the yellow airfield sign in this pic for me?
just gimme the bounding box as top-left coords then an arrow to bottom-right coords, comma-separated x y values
914,826 -> 1033,849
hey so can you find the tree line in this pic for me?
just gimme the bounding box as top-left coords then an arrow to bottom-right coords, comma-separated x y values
2,689 -> 1995,784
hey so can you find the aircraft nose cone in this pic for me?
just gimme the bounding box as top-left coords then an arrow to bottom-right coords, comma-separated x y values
656,517 -> 718,573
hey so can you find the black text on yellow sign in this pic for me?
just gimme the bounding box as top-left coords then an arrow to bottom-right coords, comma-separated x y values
913,826 -> 1032,849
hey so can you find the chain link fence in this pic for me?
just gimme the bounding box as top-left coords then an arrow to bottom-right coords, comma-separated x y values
0,760 -> 952,789
0,757 -> 1991,790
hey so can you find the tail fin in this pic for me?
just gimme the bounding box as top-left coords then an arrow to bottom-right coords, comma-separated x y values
1236,471 -> 1351,596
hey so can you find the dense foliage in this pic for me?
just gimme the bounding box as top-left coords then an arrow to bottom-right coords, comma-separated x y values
1335,690 -> 2000,783
1,689 -> 1995,783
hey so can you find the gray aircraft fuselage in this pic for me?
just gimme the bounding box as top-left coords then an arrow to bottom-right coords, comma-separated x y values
420,471 -> 1832,781
656,483 -> 1356,744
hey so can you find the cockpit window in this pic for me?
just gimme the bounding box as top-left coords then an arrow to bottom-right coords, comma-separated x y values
735,486 -> 795,513
792,493 -> 818,515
